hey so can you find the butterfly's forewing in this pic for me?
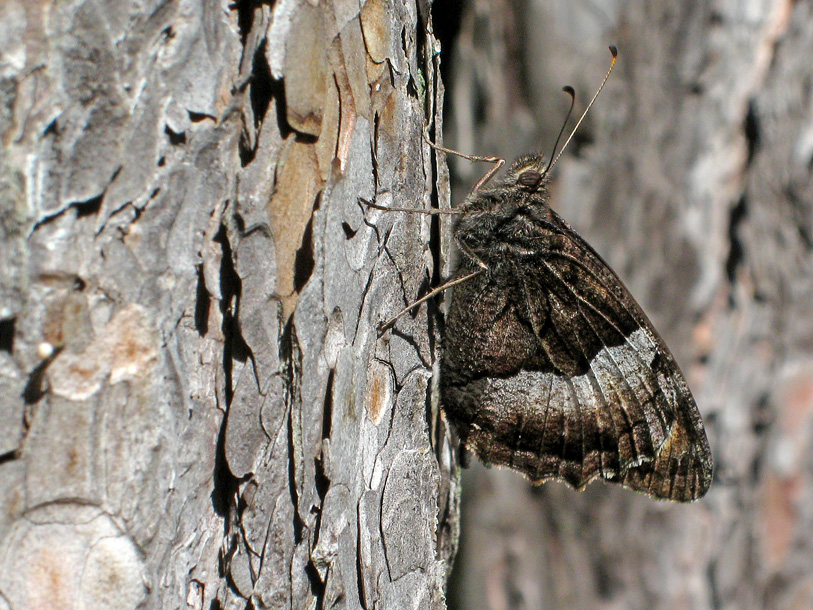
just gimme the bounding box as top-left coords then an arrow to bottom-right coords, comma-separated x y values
440,185 -> 713,502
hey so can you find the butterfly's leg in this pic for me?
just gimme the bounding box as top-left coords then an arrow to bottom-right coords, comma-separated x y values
424,134 -> 505,193
471,159 -> 506,192
378,243 -> 488,334
358,196 -> 460,215
456,241 -> 489,270
378,268 -> 485,335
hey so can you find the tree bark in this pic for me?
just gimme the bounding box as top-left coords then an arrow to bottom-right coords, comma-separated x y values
0,1 -> 455,609
442,1 -> 813,609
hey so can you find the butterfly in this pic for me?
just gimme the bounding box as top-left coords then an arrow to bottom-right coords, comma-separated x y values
438,151 -> 713,502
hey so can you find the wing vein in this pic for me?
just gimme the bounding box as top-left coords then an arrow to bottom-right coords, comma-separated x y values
538,257 -> 671,444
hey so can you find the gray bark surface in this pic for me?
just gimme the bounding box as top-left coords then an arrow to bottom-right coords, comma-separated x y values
0,1 -> 455,609
442,1 -> 813,609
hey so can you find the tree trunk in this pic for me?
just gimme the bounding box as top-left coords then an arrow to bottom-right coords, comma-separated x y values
442,1 -> 813,609
0,1 -> 455,609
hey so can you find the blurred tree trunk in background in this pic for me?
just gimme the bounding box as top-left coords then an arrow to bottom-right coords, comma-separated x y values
0,1 -> 457,608
441,1 -> 813,609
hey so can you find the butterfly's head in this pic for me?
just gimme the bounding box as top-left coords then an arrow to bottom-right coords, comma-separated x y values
504,153 -> 550,193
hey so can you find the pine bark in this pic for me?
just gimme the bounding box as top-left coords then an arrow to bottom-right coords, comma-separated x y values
0,1 -> 455,609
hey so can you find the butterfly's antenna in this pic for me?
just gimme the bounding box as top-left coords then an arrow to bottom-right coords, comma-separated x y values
544,86 -> 576,174
548,45 -> 618,173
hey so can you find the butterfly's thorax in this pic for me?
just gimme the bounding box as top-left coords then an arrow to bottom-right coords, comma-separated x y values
455,193 -> 552,259
454,171 -> 560,266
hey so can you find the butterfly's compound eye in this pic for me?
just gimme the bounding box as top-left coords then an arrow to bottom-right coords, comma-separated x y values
518,170 -> 542,187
